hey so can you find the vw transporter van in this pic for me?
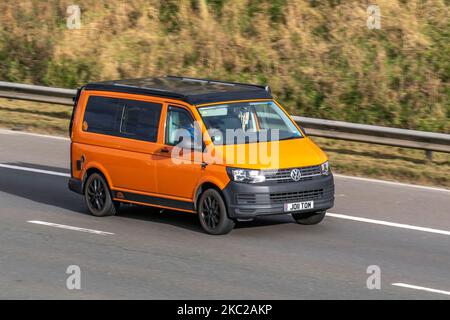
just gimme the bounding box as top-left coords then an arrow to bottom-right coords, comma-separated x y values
68,76 -> 334,235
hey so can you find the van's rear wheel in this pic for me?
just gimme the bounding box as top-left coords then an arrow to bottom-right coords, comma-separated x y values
84,173 -> 116,217
198,189 -> 234,235
292,211 -> 326,225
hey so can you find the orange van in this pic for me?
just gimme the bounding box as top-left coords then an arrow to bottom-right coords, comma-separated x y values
68,76 -> 334,234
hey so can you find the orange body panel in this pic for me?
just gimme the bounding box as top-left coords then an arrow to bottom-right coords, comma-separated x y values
71,90 -> 231,209
71,90 -> 328,212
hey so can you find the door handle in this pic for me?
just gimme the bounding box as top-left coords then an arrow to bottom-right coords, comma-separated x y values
159,147 -> 170,154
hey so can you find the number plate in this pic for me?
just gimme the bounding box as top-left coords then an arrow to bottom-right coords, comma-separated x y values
284,201 -> 314,212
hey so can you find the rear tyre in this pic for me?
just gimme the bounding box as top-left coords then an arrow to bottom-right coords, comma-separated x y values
84,173 -> 116,217
198,189 -> 235,235
292,211 -> 326,225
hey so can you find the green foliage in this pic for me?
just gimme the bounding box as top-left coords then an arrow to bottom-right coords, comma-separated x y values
268,0 -> 288,24
159,0 -> 181,33
206,0 -> 226,16
0,0 -> 448,133
0,31 -> 53,84
44,58 -> 102,88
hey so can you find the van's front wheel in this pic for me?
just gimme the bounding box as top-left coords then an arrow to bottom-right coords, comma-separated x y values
198,189 -> 235,235
84,173 -> 117,217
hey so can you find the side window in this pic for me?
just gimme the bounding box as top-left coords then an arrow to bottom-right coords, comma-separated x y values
83,96 -> 122,135
83,96 -> 162,142
165,106 -> 195,146
120,100 -> 162,142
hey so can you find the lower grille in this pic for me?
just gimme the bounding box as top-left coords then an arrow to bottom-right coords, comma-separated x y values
235,185 -> 334,205
236,194 -> 257,204
270,189 -> 324,203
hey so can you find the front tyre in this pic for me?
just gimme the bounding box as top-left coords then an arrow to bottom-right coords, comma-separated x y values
292,211 -> 326,225
84,173 -> 117,217
198,189 -> 235,235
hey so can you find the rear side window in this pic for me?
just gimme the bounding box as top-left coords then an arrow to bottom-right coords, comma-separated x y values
83,96 -> 162,142
120,100 -> 161,142
83,96 -> 122,135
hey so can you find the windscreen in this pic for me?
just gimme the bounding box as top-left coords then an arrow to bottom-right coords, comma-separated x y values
198,101 -> 303,145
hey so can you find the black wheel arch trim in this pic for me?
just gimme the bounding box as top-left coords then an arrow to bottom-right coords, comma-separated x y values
68,168 -> 110,195
193,182 -> 224,210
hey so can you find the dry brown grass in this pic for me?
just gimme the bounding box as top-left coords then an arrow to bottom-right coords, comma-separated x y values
0,0 -> 449,132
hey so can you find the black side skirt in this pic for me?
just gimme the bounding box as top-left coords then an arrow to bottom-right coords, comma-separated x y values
112,191 -> 195,212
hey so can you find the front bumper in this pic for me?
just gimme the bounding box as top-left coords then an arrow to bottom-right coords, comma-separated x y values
222,174 -> 334,219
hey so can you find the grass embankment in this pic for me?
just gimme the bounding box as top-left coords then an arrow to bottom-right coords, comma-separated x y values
0,0 -> 448,186
0,0 -> 449,133
0,98 -> 71,135
1,98 -> 448,188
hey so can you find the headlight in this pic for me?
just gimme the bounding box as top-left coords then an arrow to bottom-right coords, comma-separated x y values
321,161 -> 330,175
227,168 -> 266,183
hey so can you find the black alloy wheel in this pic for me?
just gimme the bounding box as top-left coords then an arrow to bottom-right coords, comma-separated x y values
198,189 -> 235,235
84,173 -> 117,217
87,177 -> 106,211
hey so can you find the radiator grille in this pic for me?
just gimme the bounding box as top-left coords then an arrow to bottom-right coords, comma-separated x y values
264,165 -> 321,183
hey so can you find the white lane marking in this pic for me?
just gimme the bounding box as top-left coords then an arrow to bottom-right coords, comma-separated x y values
3,163 -> 450,236
327,213 -> 450,236
334,174 -> 450,193
28,220 -> 114,235
0,129 -> 69,140
0,164 -> 70,177
392,283 -> 450,296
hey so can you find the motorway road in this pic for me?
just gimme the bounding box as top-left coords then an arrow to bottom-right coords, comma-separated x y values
0,128 -> 449,299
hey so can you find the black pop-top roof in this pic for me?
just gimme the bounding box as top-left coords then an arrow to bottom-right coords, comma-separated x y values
84,76 -> 272,105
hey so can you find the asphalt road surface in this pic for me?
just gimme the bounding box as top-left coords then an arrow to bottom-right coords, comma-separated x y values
0,128 -> 449,299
